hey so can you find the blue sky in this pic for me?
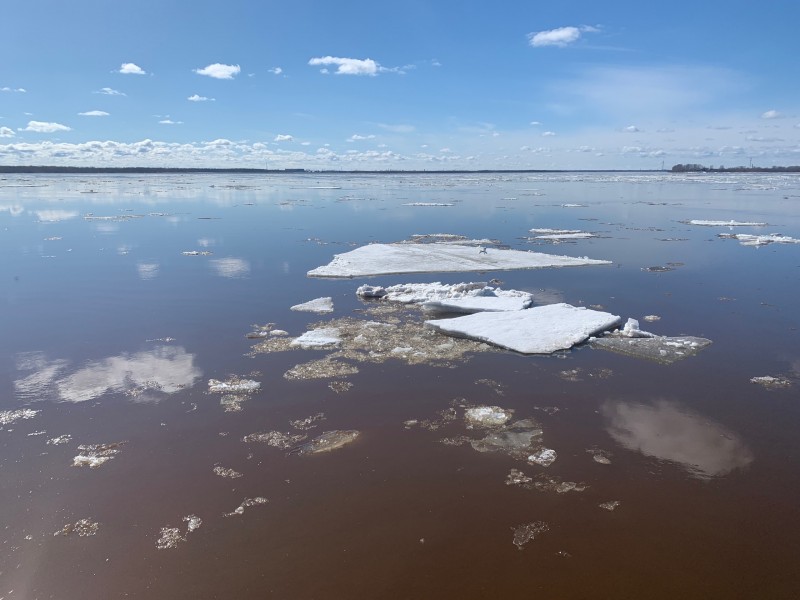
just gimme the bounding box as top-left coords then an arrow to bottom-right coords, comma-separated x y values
2,0 -> 799,170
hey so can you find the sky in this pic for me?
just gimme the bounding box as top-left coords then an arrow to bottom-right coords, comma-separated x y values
1,0 -> 799,170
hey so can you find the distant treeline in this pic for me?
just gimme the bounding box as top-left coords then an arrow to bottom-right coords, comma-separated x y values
671,163 -> 800,173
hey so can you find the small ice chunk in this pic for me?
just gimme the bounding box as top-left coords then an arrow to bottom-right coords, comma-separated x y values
224,497 -> 268,517
54,518 -> 99,537
242,431 -> 307,449
719,232 -> 800,246
592,335 -> 712,364
686,219 -> 767,227
426,303 -> 621,354
183,514 -> 202,532
464,406 -> 513,428
643,315 -> 661,322
599,501 -> 621,511
290,327 -> 342,349
619,318 -> 655,338
156,527 -> 186,549
72,442 -> 124,468
290,297 -> 334,314
208,378 -> 261,393
528,448 -> 557,467
0,408 -> 40,426
750,375 -> 792,389
213,466 -> 243,478
309,243 -> 611,278
356,284 -> 387,298
47,434 -> 72,445
512,521 -> 549,549
289,430 -> 360,455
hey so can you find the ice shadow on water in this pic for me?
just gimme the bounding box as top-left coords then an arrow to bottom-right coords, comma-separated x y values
602,399 -> 753,479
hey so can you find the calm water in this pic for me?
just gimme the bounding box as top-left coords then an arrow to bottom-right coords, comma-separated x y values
1,172 -> 799,599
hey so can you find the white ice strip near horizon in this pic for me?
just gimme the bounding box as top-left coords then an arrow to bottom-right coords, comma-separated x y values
532,232 -> 595,240
685,219 -> 767,227
425,303 -> 621,354
308,243 -> 611,278
718,232 -> 800,246
357,282 -> 534,312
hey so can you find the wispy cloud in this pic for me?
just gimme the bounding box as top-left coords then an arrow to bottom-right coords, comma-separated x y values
274,134 -> 293,142
188,94 -> 215,102
528,25 -> 598,48
1,87 -> 26,93
268,67 -> 283,75
0,126 -> 15,138
377,123 -> 415,133
20,121 -> 71,133
194,63 -> 241,79
119,62 -> 146,75
159,119 -> 182,125
624,125 -> 640,132
348,134 -> 376,141
79,110 -> 109,117
308,56 -> 379,76
95,87 -> 125,96
761,109 -> 782,119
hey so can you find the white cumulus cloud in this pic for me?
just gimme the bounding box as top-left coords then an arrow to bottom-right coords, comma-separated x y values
188,94 -> 215,102
95,87 -> 125,96
625,125 -> 640,132
308,56 -> 379,76
274,134 -> 293,142
194,63 -> 241,79
1,87 -> 26,93
79,110 -> 109,117
348,134 -> 376,141
542,131 -> 556,137
0,126 -> 15,138
119,63 -> 146,75
761,109 -> 782,119
20,121 -> 71,133
159,119 -> 182,125
528,26 -> 581,47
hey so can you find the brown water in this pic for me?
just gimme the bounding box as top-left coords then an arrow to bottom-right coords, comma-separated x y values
1,173 -> 799,598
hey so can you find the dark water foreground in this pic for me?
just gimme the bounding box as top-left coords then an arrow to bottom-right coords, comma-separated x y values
1,173 -> 799,599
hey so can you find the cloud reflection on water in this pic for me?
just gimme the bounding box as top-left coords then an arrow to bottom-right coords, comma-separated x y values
210,257 -> 250,278
14,346 -> 201,403
603,399 -> 753,479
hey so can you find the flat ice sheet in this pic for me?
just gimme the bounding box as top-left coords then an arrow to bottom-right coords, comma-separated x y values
686,220 -> 767,227
425,303 -> 621,354
308,243 -> 611,278
357,282 -> 533,312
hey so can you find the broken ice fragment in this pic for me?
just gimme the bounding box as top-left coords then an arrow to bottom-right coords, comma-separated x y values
47,434 -> 72,445
470,419 -> 544,460
220,394 -> 247,412
208,377 -> 260,393
512,521 -> 549,550
505,469 -> 533,486
587,448 -> 613,465
72,442 -> 124,468
750,375 -> 793,389
464,406 -> 513,428
309,242 -> 611,278
242,431 -> 307,449
54,518 -> 99,537
213,466 -> 243,479
284,357 -> 359,380
426,303 -> 621,354
0,408 -> 40,426
224,497 -> 268,517
183,514 -> 202,532
357,281 -> 533,313
291,297 -> 334,314
289,430 -> 360,455
599,501 -> 621,511
290,413 -> 326,431
156,527 -> 186,549
591,335 -> 712,364
290,327 -> 342,349
528,448 -> 557,467
685,219 -> 767,227
718,232 -> 800,246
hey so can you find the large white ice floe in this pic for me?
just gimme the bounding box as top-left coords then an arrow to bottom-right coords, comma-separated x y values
356,282 -> 533,313
308,243 -> 611,278
290,327 -> 342,349
425,303 -> 621,354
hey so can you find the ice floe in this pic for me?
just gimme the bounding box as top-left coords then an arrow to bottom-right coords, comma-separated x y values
156,515 -> 203,548
290,412 -> 326,430
464,406 -> 513,428
224,497 -> 268,517
243,431 -> 307,449
213,465 -> 243,478
599,501 -> 621,511
54,518 -> 99,537
289,430 -> 360,455
685,219 -> 767,227
308,242 -> 611,278
512,521 -> 549,550
0,408 -> 40,426
208,377 -> 260,393
357,282 -> 533,313
72,442 -> 124,468
591,334 -> 712,364
718,232 -> 800,246
750,375 -> 793,389
425,303 -> 621,354
527,448 -> 557,467
291,297 -> 334,314
290,327 -> 342,349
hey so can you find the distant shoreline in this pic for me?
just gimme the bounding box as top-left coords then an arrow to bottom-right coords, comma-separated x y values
1,165 -> 798,175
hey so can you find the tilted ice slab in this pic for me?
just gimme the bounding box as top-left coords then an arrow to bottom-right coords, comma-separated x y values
291,297 -> 334,313
425,303 -> 621,354
308,243 -> 611,278
357,282 -> 533,313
